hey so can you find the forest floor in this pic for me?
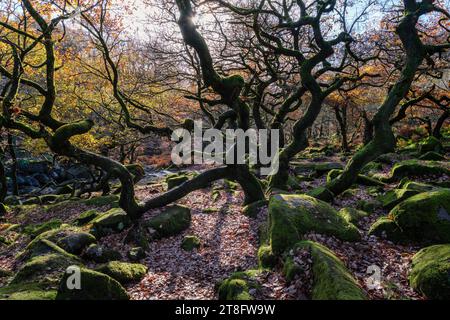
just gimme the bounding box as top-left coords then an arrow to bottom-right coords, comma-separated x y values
3,150 -> 446,300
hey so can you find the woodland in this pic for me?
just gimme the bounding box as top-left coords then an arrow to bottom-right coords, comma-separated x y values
0,0 -> 449,301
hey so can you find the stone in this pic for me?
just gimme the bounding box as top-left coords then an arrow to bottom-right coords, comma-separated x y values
56,267 -> 129,300
268,194 -> 360,254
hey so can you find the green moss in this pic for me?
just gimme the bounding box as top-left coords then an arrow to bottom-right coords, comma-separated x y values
258,245 -> 277,269
74,209 -> 101,226
282,256 -> 302,283
22,219 -> 62,238
327,169 -> 385,187
356,199 -> 381,213
242,200 -> 268,218
377,188 -> 421,210
22,226 -> 94,258
91,208 -> 131,237
368,217 -> 403,241
56,267 -> 129,300
388,189 -> 450,243
387,160 -> 450,181
269,194 -> 360,254
306,187 -> 334,202
217,270 -> 261,300
95,261 -> 147,285
82,195 -> 119,207
0,282 -> 57,300
338,208 -> 368,224
362,162 -> 383,174
144,205 -> 191,239
45,195 -> 119,212
409,244 -> 450,300
218,279 -> 251,300
12,252 -> 80,286
419,136 -> 443,155
22,194 -> 69,206
295,241 -> 366,300
181,235 -> 201,251
166,174 -> 189,190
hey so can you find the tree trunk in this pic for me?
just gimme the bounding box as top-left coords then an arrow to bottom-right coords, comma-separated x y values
433,111 -> 448,138
334,105 -> 350,152
326,7 -> 429,197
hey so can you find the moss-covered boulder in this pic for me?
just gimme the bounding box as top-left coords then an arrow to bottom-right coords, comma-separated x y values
409,244 -> 450,300
95,261 -> 147,285
181,235 -> 201,251
22,219 -> 62,238
384,160 -> 450,182
22,226 -> 95,258
378,189 -> 420,211
268,194 -> 360,254
327,169 -> 385,187
91,208 -> 131,237
370,189 -> 450,243
295,241 -> 366,300
0,282 -> 57,300
218,270 -> 262,300
84,244 -> 122,263
338,208 -> 368,224
56,267 -> 129,300
73,209 -> 101,226
166,174 -> 189,190
368,217 -> 404,241
306,187 -> 334,202
144,205 -> 191,239
57,232 -> 96,255
12,251 -> 81,287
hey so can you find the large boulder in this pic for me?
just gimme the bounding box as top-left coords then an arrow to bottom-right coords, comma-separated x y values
144,205 -> 191,239
409,244 -> 450,300
73,209 -> 101,226
377,181 -> 435,210
287,241 -> 366,300
369,189 -> 450,244
23,226 -> 96,257
12,252 -> 80,286
95,261 -> 148,285
84,244 -> 122,263
268,194 -> 360,254
383,160 -> 450,182
91,208 -> 131,238
56,267 -> 129,300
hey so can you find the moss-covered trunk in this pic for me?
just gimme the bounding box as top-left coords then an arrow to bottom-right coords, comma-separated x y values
327,8 -> 429,196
